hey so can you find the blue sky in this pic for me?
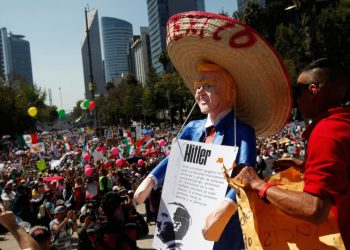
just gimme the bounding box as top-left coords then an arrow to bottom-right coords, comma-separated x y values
1,0 -> 237,111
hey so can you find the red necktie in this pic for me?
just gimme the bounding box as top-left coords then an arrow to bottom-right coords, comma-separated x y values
205,126 -> 216,144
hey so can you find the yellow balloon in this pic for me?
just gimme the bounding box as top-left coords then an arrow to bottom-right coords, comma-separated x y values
28,107 -> 38,117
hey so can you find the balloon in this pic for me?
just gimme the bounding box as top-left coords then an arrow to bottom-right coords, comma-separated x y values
89,101 -> 96,110
83,153 -> 91,161
159,139 -> 166,147
97,146 -> 105,153
80,101 -> 87,110
83,100 -> 90,109
28,107 -> 38,117
115,159 -> 123,168
84,164 -> 92,170
58,109 -> 65,119
111,147 -> 118,156
103,162 -> 110,169
85,168 -> 93,176
137,159 -> 144,167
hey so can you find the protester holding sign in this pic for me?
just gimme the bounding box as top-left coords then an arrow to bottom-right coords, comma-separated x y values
134,11 -> 292,250
235,58 -> 350,248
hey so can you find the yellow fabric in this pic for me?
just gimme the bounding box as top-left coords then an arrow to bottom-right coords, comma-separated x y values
223,167 -> 345,249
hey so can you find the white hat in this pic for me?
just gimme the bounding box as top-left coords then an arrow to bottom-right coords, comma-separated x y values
54,206 -> 66,214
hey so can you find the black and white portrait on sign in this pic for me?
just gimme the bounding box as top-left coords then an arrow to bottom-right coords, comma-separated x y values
156,202 -> 192,250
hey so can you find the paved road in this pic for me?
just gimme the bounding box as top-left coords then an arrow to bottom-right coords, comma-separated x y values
0,204 -> 155,250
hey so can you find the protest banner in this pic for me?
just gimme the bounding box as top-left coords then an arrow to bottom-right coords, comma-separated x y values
223,167 -> 345,249
30,142 -> 45,153
153,139 -> 238,250
36,159 -> 46,172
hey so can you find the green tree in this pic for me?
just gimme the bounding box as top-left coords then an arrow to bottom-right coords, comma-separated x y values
159,50 -> 171,72
70,100 -> 85,122
142,85 -> 157,122
0,82 -> 58,135
316,1 -> 350,69
234,1 -> 267,37
155,72 -> 193,124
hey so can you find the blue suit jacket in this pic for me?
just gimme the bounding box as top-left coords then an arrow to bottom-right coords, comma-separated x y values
151,111 -> 256,250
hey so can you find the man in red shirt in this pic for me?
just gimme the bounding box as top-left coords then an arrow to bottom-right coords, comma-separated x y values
235,58 -> 350,248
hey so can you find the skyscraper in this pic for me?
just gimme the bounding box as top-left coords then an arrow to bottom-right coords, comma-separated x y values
0,27 -> 10,83
81,9 -> 106,99
130,26 -> 151,86
8,33 -> 33,85
0,27 -> 33,85
146,0 -> 205,75
101,17 -> 133,83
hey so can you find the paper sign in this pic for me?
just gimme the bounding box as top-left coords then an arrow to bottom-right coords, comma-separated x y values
153,139 -> 238,250
10,163 -> 23,170
30,143 -> 45,153
92,151 -> 104,164
233,167 -> 345,249
36,160 -> 46,172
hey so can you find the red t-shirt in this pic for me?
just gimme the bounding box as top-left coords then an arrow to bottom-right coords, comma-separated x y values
303,106 -> 350,248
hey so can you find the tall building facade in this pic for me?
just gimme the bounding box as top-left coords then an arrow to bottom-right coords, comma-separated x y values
0,27 -> 33,85
237,0 -> 266,11
81,9 -> 106,99
130,27 -> 151,86
0,28 -> 10,83
146,0 -> 205,75
101,17 -> 133,83
8,33 -> 33,85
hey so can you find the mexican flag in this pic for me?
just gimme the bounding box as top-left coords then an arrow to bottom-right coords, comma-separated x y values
136,134 -> 151,155
78,127 -> 87,133
18,133 -> 38,147
63,142 -> 72,151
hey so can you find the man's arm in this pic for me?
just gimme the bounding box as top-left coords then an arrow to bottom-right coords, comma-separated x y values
235,166 -> 332,224
52,211 -> 73,233
0,204 -> 40,250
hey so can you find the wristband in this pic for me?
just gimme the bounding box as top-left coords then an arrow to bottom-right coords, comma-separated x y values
258,182 -> 283,203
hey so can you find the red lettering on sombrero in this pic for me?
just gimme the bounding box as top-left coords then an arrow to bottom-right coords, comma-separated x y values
169,15 -> 212,41
167,15 -> 256,49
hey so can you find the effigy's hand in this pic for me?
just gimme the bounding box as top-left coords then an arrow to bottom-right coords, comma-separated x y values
134,177 -> 155,204
202,200 -> 237,241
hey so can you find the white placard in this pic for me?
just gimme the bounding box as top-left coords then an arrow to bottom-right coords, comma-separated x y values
30,143 -> 45,153
153,139 -> 238,250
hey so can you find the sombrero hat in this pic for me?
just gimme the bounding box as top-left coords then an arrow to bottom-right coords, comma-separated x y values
166,11 -> 292,137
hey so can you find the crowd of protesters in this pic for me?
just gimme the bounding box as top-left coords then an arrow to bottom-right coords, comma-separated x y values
0,126 -> 171,249
0,120 -> 306,249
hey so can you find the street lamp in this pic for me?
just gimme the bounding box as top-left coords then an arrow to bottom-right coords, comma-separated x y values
88,82 -> 96,99
85,6 -> 97,130
59,87 -> 63,109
